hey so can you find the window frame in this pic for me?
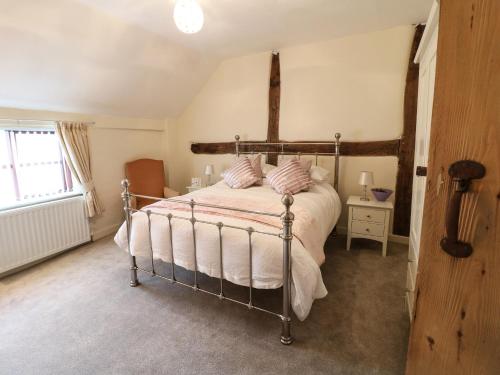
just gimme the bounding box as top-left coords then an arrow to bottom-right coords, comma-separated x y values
0,123 -> 82,211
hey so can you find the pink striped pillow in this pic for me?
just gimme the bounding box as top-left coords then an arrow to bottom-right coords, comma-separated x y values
266,159 -> 314,194
223,157 -> 260,189
278,157 -> 312,172
235,154 -> 263,179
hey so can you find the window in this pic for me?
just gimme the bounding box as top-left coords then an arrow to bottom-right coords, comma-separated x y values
0,129 -> 74,209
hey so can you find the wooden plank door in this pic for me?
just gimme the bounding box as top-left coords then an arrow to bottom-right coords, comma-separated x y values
406,0 -> 499,373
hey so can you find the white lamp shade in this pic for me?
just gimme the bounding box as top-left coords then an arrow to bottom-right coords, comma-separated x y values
358,171 -> 374,186
204,164 -> 214,176
174,0 -> 204,34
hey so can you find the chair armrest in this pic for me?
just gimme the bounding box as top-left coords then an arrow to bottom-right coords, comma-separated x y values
164,186 -> 180,198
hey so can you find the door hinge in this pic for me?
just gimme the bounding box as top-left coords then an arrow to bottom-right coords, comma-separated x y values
416,166 -> 427,177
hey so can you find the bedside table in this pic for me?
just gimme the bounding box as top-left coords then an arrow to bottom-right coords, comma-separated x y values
186,185 -> 204,193
346,195 -> 393,256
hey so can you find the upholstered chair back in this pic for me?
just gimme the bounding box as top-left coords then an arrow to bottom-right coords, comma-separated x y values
125,159 -> 165,209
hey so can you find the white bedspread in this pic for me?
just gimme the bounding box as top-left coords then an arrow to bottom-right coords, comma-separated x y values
114,180 -> 341,320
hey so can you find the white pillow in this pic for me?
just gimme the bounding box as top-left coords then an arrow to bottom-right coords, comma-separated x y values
309,165 -> 330,182
262,163 -> 276,176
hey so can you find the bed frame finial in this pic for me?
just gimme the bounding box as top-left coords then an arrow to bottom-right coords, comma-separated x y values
235,135 -> 240,157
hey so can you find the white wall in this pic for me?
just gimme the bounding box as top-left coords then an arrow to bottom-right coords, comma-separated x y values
0,107 -> 166,240
0,25 -> 414,238
169,26 -> 414,231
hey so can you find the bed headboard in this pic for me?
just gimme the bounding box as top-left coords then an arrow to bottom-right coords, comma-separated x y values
234,133 -> 341,192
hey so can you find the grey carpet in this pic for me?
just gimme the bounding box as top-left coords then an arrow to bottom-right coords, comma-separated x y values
0,235 -> 409,375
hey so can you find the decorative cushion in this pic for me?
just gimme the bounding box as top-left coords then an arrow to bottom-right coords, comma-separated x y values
278,157 -> 312,172
266,159 -> 314,194
235,154 -> 263,178
309,165 -> 331,182
249,154 -> 263,179
223,157 -> 260,189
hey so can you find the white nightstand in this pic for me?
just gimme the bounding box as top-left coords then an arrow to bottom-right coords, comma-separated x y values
346,195 -> 393,256
186,185 -> 203,193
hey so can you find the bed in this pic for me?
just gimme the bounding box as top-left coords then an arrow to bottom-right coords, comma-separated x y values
115,133 -> 342,344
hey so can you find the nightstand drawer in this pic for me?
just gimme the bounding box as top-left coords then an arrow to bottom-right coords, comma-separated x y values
351,220 -> 384,237
352,207 -> 386,223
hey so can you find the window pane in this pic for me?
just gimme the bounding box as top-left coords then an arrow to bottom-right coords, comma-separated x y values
0,167 -> 17,206
0,129 -> 73,208
0,132 -> 17,205
15,131 -> 61,164
0,133 -> 11,167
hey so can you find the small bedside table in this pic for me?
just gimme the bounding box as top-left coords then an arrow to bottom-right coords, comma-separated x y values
346,195 -> 393,256
186,185 -> 203,193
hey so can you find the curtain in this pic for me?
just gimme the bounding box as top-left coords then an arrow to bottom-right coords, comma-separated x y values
55,122 -> 103,217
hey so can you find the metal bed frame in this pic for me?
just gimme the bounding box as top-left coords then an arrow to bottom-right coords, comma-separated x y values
121,133 -> 341,345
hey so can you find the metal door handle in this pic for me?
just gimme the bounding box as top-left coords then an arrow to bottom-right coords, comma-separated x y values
440,160 -> 485,258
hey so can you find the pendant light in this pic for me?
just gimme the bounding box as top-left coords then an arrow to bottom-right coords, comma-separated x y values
173,0 -> 204,34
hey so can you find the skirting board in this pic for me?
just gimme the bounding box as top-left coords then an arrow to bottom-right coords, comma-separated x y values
335,225 -> 409,245
91,223 -> 121,241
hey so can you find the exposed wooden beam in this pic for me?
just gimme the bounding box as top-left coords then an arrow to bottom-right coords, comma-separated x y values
393,24 -> 425,237
267,52 -> 281,165
191,139 -> 400,157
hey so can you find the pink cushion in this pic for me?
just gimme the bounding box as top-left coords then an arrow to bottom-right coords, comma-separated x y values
223,158 -> 260,189
250,154 -> 263,179
236,154 -> 263,179
278,157 -> 312,172
266,159 -> 314,194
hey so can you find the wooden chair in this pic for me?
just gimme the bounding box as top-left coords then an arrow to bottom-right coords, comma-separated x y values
124,159 -> 179,209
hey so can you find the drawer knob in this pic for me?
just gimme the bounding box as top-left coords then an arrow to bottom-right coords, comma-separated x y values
366,215 -> 371,218
365,228 -> 370,232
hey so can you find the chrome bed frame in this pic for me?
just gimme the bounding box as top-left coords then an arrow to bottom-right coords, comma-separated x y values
121,133 -> 341,344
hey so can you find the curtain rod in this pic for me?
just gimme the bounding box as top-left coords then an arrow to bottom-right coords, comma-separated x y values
0,118 -> 95,125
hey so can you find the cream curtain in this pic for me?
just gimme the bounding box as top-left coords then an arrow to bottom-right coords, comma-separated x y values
56,122 -> 103,217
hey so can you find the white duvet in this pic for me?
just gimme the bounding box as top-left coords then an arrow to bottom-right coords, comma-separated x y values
114,180 -> 341,320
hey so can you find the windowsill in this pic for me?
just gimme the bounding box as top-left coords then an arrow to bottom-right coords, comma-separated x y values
0,192 -> 84,213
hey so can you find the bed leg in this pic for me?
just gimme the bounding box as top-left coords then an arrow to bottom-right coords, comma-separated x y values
280,194 -> 294,345
122,179 -> 139,287
129,257 -> 139,287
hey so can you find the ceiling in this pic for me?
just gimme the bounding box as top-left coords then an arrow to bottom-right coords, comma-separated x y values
0,0 -> 433,119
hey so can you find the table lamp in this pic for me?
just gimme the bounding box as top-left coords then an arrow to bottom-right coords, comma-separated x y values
358,171 -> 374,201
205,164 -> 214,186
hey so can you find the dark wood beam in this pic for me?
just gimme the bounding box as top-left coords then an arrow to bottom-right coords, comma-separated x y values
267,52 -> 280,165
191,139 -> 400,157
393,24 -> 425,236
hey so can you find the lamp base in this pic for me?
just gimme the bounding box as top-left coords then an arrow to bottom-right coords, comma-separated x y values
360,185 -> 370,201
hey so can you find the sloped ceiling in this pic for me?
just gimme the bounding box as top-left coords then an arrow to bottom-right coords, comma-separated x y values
0,0 -> 432,119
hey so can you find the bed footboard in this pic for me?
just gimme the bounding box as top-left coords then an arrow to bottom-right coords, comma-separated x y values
120,179 -> 295,345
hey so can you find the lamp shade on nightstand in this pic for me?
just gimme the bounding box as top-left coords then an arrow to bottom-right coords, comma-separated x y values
205,164 -> 214,186
358,171 -> 374,201
358,171 -> 374,186
204,164 -> 214,176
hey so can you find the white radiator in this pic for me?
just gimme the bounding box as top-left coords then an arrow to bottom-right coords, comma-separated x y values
0,196 -> 91,275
